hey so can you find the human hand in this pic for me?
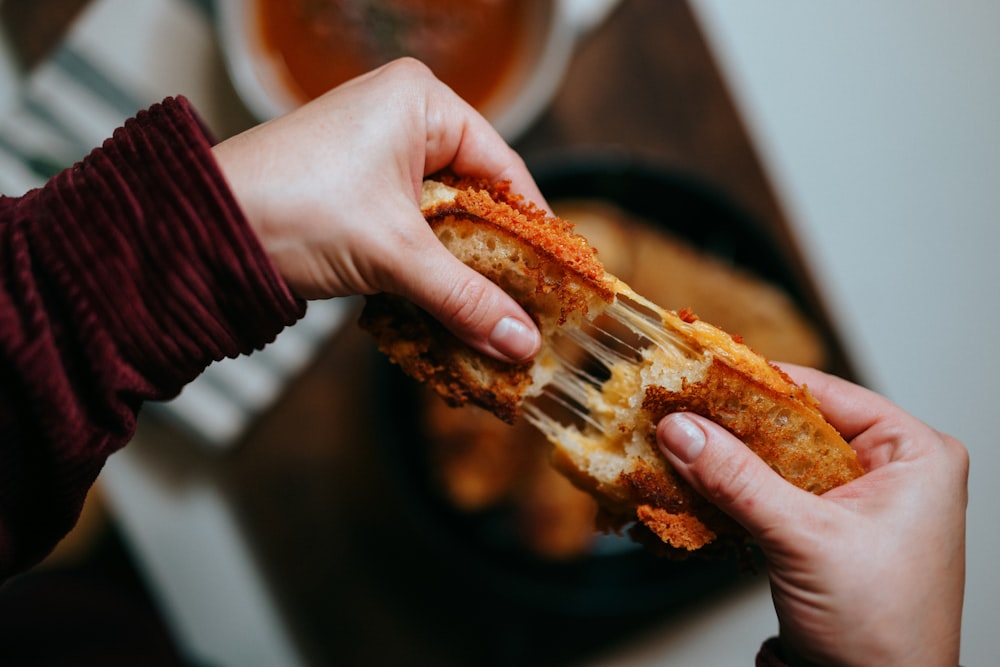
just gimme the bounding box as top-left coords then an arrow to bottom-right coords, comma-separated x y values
211,58 -> 541,362
656,365 -> 968,666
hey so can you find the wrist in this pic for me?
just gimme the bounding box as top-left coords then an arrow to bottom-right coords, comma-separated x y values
776,630 -> 961,667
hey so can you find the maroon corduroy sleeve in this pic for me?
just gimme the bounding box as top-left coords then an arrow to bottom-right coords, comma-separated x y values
0,96 -> 305,580
756,637 -> 790,666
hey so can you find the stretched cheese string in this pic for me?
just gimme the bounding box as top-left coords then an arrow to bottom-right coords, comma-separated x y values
523,290 -> 700,440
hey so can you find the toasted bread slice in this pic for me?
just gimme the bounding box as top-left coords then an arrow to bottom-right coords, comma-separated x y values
359,175 -> 864,556
360,177 -> 616,424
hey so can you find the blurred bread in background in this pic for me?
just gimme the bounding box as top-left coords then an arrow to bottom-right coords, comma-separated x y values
558,200 -> 827,369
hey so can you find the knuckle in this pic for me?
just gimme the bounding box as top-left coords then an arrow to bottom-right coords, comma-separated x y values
941,432 -> 971,488
698,450 -> 764,511
438,277 -> 494,332
944,433 -> 970,466
381,57 -> 434,84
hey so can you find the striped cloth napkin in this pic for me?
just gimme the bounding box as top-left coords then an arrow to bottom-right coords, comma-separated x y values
0,0 -> 355,449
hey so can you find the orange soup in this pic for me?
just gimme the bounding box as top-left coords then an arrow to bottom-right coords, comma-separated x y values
255,0 -> 532,110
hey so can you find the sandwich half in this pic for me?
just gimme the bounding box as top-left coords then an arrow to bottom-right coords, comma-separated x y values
359,174 -> 864,556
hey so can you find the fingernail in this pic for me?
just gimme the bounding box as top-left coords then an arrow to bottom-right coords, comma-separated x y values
489,317 -> 539,361
660,414 -> 707,463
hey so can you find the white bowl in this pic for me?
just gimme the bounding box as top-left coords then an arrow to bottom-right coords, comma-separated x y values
216,0 -> 621,143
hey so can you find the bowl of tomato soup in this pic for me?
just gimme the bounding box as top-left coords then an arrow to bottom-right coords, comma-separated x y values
217,0 -> 620,142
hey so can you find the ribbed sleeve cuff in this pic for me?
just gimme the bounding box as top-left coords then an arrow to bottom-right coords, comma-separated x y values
38,96 -> 305,398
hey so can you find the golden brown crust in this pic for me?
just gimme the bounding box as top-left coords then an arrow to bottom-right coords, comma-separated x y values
635,505 -> 719,552
642,359 -> 863,494
359,292 -> 533,423
428,181 -> 610,298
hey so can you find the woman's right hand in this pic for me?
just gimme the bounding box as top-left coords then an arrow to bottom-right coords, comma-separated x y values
657,365 -> 968,666
212,58 -> 543,364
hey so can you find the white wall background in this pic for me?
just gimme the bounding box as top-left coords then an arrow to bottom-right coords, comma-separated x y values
687,3 -> 1000,665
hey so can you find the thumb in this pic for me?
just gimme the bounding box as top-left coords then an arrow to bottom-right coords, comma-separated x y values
656,413 -> 805,540
399,244 -> 540,363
